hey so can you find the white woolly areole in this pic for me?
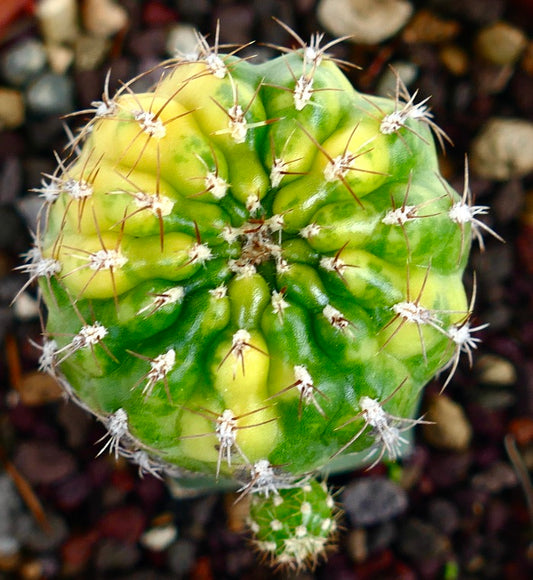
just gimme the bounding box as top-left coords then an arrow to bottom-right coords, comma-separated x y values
392,301 -> 434,325
271,290 -> 289,318
246,193 -> 262,215
227,105 -> 247,143
88,249 -> 128,271
324,153 -> 354,182
232,329 -> 251,351
380,111 -> 407,135
133,111 -> 166,138
91,98 -> 118,118
37,339 -> 57,373
148,349 -> 176,383
294,75 -> 314,111
209,284 -> 227,299
35,178 -> 61,203
188,242 -> 212,265
205,53 -> 227,78
74,322 -> 108,348
300,501 -> 312,515
359,396 -> 388,428
323,304 -> 349,329
204,172 -> 228,199
19,250 -> 62,278
137,286 -> 185,315
228,259 -> 257,279
448,201 -> 489,224
270,158 -> 287,188
294,365 -> 313,392
64,178 -> 93,199
299,223 -> 321,239
382,206 -> 417,225
133,191 -> 174,216
98,408 -> 129,458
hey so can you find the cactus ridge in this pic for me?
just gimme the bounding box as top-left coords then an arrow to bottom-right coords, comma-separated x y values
17,22 -> 499,569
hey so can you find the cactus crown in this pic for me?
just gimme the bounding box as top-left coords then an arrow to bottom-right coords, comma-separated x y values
17,21 -> 498,570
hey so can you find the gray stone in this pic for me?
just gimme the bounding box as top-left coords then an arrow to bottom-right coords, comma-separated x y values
471,118 -> 533,180
167,538 -> 197,576
1,39 -> 48,86
318,0 -> 414,45
25,73 -> 74,117
342,476 -> 408,526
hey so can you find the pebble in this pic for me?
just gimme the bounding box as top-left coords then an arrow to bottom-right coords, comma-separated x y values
347,528 -> 367,562
375,62 -> 419,98
16,511 -> 68,552
74,35 -> 111,71
140,523 -> 178,551
427,0 -> 505,25
0,88 -> 24,130
475,22 -> 528,66
0,474 -> 23,556
317,0 -> 414,45
475,354 -> 517,386
427,498 -> 460,535
44,43 -> 74,75
423,394 -> 473,452
13,371 -> 63,405
402,9 -> 460,44
471,461 -> 517,493
36,0 -> 79,46
342,477 -> 408,526
426,451 -> 472,489
83,0 -> 129,39
25,73 -> 74,117
470,118 -> 533,180
14,440 -> 77,485
439,44 -> 469,76
166,23 -> 199,58
167,538 -> 197,576
97,505 -> 147,544
61,531 -> 99,575
0,39 -> 48,86
508,416 -> 533,446
398,518 -> 450,563
94,538 -> 141,571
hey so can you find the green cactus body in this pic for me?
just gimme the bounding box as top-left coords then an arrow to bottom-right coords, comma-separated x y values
27,29 -> 487,569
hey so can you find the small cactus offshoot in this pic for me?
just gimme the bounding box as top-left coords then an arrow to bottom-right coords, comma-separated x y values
18,21 -> 499,570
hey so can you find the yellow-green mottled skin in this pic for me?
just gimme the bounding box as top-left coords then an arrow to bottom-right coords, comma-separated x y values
37,44 -> 472,568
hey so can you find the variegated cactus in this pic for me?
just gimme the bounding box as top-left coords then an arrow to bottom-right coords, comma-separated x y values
18,22 -> 498,570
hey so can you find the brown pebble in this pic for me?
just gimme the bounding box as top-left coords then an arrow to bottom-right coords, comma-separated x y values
475,21 -> 528,66
0,88 -> 24,130
19,560 -> 43,580
439,44 -> 469,76
74,34 -> 111,71
347,528 -> 367,563
224,492 -> 250,533
475,354 -> 517,386
17,371 -> 63,406
423,394 -> 473,452
402,9 -> 460,44
83,0 -> 128,39
0,552 -> 19,573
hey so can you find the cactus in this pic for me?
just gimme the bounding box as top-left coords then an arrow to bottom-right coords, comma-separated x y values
20,22 -> 497,570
